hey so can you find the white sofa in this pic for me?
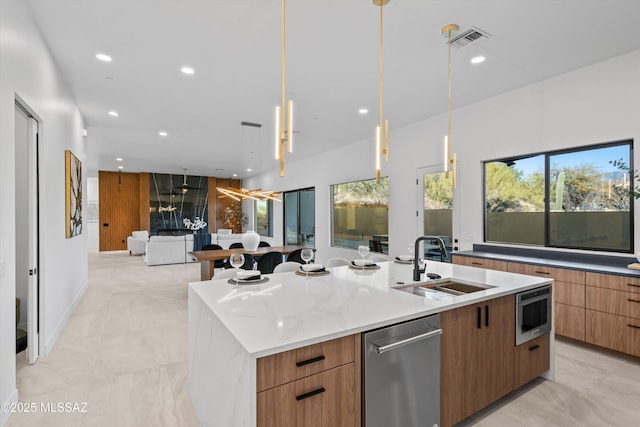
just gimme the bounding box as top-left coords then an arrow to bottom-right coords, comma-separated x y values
144,234 -> 196,266
127,230 -> 149,255
211,231 -> 244,249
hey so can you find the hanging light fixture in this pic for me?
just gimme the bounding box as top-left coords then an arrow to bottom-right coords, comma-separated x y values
275,0 -> 294,177
442,24 -> 458,188
373,0 -> 390,183
216,187 -> 282,202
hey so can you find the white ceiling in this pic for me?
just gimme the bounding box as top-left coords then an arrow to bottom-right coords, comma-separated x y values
27,0 -> 640,179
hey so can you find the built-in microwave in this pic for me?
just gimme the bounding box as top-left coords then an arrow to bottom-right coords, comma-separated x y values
516,285 -> 552,345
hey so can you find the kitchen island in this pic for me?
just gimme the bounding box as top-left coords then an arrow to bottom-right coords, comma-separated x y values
188,260 -> 553,427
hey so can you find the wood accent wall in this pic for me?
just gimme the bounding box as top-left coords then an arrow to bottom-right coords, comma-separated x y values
139,173 -> 150,232
99,172 -> 242,250
99,171 -> 141,251
214,178 -> 242,232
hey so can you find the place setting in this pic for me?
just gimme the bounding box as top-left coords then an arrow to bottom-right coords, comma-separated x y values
348,245 -> 381,271
394,243 -> 415,264
227,254 -> 269,286
295,248 -> 330,277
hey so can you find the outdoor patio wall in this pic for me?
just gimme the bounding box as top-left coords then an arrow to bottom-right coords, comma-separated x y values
244,49 -> 640,264
0,2 -> 88,421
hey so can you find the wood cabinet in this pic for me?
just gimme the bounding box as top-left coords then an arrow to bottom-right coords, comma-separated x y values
452,254 -> 508,271
256,335 -> 360,427
586,272 -> 640,358
508,262 -> 586,341
455,254 -> 640,358
514,334 -> 550,388
257,364 -> 355,427
441,294 -> 515,427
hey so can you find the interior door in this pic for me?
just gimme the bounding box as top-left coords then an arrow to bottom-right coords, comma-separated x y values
15,102 -> 39,364
26,109 -> 39,364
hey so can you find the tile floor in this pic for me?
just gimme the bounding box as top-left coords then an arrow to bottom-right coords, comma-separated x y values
8,251 -> 640,426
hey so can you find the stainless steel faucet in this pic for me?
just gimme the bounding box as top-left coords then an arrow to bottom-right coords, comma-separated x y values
413,236 -> 448,281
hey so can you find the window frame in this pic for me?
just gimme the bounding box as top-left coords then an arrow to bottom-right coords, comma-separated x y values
330,176 -> 389,250
482,139 -> 634,253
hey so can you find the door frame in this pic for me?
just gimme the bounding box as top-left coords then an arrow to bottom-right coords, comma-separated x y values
15,96 -> 44,364
416,164 -> 459,254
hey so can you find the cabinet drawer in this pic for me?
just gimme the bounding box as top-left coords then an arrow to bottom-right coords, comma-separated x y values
586,287 -> 640,319
514,334 -> 550,388
257,335 -> 355,391
257,363 -> 355,427
508,263 -> 585,284
453,255 -> 508,271
586,310 -> 640,357
554,303 -> 585,341
586,272 -> 640,294
554,281 -> 585,307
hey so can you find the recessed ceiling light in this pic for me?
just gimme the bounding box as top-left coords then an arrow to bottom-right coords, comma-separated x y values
116,157 -> 123,162
96,53 -> 112,62
246,168 -> 252,172
108,110 -> 119,117
158,131 -> 168,137
358,108 -> 369,115
181,66 -> 195,75
117,166 -> 124,170
471,56 -> 486,64
232,173 -> 238,177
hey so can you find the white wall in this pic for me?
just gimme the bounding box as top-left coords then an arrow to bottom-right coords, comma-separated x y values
87,177 -> 99,250
0,2 -> 88,424
245,50 -> 640,263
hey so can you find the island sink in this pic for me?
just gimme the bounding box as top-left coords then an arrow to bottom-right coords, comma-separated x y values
395,278 -> 496,298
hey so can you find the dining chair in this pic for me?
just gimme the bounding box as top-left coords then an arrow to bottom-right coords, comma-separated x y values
286,249 -> 305,264
367,254 -> 389,263
229,242 -> 244,249
273,261 -> 302,273
257,251 -> 284,274
223,253 -> 255,270
369,240 -> 384,253
258,241 -> 271,247
325,257 -> 351,268
202,243 -> 226,268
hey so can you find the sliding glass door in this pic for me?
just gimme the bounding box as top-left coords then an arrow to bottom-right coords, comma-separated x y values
284,187 -> 315,246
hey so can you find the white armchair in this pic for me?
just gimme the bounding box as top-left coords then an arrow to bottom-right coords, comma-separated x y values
127,230 -> 149,255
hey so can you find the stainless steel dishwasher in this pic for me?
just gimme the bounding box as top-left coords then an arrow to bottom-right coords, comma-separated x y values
363,314 -> 441,427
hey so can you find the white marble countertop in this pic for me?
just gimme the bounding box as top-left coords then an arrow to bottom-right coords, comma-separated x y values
189,261 -> 552,358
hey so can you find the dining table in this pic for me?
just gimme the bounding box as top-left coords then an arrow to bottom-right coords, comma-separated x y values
189,245 -> 313,280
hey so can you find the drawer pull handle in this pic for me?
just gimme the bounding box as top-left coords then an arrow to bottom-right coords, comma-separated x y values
534,271 -> 551,275
296,387 -> 325,401
628,284 -> 640,288
628,324 -> 640,330
296,355 -> 325,367
471,262 -> 483,266
477,307 -> 482,329
628,298 -> 640,304
485,305 -> 489,327
529,344 -> 540,351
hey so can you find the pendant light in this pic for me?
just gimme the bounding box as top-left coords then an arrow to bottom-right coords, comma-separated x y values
275,0 -> 293,177
442,24 -> 458,188
374,0 -> 389,183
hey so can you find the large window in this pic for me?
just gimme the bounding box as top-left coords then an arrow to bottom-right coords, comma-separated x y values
255,199 -> 273,237
284,188 -> 315,246
484,140 -> 633,252
332,177 -> 389,250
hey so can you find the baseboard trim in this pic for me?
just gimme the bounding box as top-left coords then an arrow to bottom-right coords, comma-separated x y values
0,388 -> 18,427
43,282 -> 87,356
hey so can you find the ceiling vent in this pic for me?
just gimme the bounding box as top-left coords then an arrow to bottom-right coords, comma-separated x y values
449,26 -> 491,48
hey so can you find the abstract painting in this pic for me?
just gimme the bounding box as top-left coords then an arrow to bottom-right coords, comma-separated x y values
65,150 -> 82,238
